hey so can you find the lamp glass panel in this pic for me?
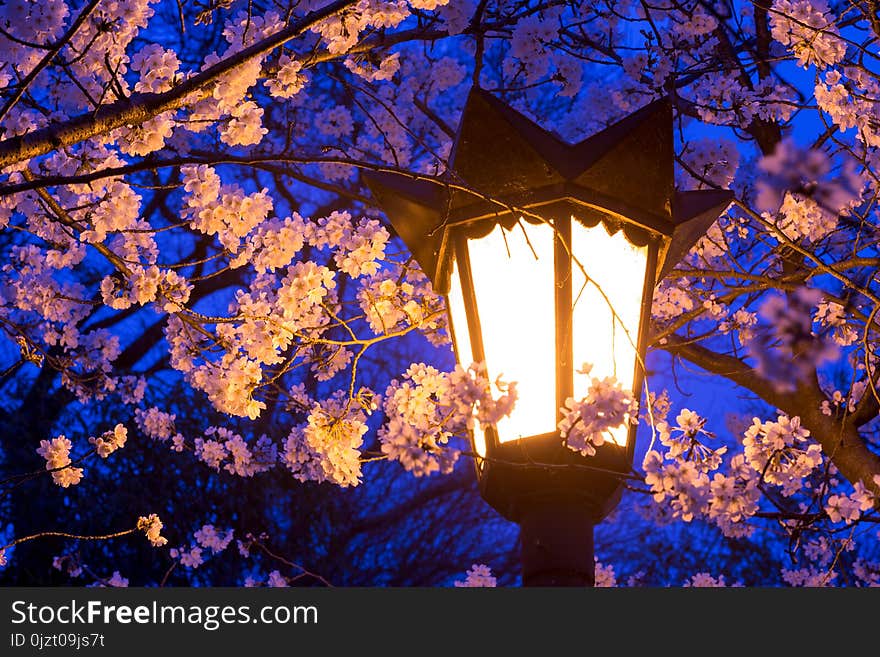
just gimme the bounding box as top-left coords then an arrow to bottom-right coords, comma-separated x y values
447,261 -> 486,458
467,221 -> 557,442
571,220 -> 648,446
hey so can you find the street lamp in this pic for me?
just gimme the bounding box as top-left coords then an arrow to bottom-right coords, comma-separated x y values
366,89 -> 731,586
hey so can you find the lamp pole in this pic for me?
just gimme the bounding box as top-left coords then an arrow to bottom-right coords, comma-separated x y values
520,501 -> 595,586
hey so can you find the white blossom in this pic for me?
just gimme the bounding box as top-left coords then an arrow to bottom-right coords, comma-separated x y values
137,514 -> 168,547
560,365 -> 638,457
454,564 -> 496,587
36,436 -> 83,488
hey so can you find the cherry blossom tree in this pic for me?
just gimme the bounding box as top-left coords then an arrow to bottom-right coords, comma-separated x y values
1,0 -> 880,586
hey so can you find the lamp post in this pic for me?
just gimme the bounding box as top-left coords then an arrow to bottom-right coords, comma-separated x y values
366,89 -> 731,586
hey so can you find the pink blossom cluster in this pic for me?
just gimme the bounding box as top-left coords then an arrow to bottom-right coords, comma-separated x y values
194,427 -> 277,477
137,514 -> 168,547
769,0 -> 846,69
171,524 -> 234,569
283,391 -> 372,487
89,424 -> 128,459
379,362 -> 516,476
453,563 -> 496,587
643,408 -> 762,537
743,414 -> 822,496
560,365 -> 638,457
36,436 -> 83,488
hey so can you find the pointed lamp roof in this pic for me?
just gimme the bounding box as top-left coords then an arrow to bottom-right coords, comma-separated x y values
363,171 -> 452,291
365,88 -> 733,292
447,89 -> 676,225
663,188 -> 735,279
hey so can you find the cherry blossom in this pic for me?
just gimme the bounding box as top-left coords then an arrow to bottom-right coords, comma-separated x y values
380,362 -> 515,476
135,408 -> 177,442
594,561 -> 617,588
36,436 -> 83,488
747,288 -> 840,393
560,365 -> 638,458
105,572 -> 129,587
171,524 -> 234,569
266,55 -> 308,98
769,0 -> 846,69
684,573 -> 737,587
782,567 -> 836,587
283,392 -> 371,487
825,481 -> 875,524
137,514 -> 168,547
454,564 -> 496,587
89,424 -> 128,459
742,415 -> 822,496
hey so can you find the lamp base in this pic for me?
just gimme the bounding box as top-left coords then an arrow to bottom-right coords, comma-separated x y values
477,431 -> 627,523
520,502 -> 595,587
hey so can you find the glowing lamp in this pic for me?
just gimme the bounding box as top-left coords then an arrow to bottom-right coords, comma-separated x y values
367,89 -> 731,585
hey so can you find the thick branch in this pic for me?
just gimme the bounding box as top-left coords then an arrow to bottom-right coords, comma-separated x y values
752,0 -> 774,81
661,335 -> 880,494
811,416 -> 880,497
850,381 -> 880,427
659,334 -> 803,410
0,153 -> 413,196
0,0 -> 356,170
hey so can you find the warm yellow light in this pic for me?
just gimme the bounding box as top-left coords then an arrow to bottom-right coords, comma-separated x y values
447,218 -> 647,452
447,261 -> 486,458
467,222 -> 557,442
570,220 -> 648,445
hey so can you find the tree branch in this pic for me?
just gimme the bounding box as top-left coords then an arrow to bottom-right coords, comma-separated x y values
0,0 -> 103,124
658,333 -> 801,410
660,334 -> 880,495
0,0 -> 357,169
